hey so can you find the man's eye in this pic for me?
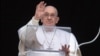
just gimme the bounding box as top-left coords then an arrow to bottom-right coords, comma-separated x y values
44,14 -> 49,16
51,14 -> 55,16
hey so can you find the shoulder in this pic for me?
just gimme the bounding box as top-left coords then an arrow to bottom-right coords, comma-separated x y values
56,26 -> 71,32
18,25 -> 27,34
56,28 -> 71,35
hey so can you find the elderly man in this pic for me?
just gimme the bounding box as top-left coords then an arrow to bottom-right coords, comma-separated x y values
18,1 -> 82,56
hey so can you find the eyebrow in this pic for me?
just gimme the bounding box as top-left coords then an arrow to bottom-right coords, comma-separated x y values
44,12 -> 57,16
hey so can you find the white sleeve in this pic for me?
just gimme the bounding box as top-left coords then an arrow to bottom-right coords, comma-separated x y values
27,16 -> 39,25
18,16 -> 39,40
69,33 -> 79,56
17,16 -> 39,56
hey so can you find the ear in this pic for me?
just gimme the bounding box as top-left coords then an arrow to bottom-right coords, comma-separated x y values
56,17 -> 59,24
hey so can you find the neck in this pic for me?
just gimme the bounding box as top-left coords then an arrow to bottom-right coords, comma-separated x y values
42,25 -> 56,32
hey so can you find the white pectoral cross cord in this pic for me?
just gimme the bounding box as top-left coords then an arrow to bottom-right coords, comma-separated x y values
42,26 -> 56,50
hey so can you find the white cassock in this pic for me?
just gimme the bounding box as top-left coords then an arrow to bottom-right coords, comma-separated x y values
36,26 -> 71,50
18,17 -> 82,56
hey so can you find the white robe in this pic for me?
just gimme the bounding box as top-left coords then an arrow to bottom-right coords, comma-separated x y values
18,16 -> 82,56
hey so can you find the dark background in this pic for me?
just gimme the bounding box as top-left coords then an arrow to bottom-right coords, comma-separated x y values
1,0 -> 100,56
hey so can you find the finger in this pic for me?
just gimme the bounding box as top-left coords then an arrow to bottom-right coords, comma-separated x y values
64,45 -> 67,48
67,45 -> 70,52
41,3 -> 46,10
68,45 -> 70,49
65,45 -> 70,49
40,1 -> 45,8
42,3 -> 46,9
41,3 -> 47,9
39,1 -> 44,5
62,45 -> 67,51
37,1 -> 44,8
44,3 -> 47,6
62,45 -> 65,49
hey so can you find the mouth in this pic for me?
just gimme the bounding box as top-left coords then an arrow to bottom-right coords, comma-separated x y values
47,21 -> 53,24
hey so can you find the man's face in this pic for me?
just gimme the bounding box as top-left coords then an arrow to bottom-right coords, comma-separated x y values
41,6 -> 59,26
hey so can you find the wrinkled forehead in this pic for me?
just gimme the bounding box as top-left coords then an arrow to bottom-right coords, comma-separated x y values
44,6 -> 58,15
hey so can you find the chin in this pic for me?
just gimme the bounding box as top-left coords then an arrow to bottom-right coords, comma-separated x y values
45,24 -> 54,26
49,23 -> 55,26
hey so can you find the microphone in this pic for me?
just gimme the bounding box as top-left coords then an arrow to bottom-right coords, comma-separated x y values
79,26 -> 100,47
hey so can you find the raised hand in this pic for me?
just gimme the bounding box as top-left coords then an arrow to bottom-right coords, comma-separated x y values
34,1 -> 46,20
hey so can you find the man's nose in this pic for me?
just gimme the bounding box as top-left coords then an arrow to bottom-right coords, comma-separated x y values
47,16 -> 52,19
